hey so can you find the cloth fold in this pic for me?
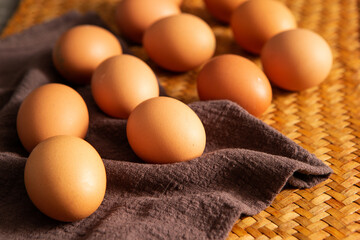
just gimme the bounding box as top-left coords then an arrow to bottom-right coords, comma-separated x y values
0,12 -> 332,240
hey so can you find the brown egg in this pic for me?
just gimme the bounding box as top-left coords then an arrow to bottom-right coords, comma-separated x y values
261,28 -> 333,91
127,97 -> 206,164
24,135 -> 106,222
115,0 -> 180,43
17,83 -> 89,152
230,0 -> 297,54
204,0 -> 247,23
172,0 -> 183,5
143,13 -> 216,72
91,54 -> 159,119
53,25 -> 122,84
197,54 -> 272,117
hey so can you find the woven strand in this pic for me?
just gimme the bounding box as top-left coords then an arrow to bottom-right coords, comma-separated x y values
2,0 -> 360,239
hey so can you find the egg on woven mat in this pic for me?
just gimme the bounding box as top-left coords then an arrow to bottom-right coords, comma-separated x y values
0,12 -> 332,240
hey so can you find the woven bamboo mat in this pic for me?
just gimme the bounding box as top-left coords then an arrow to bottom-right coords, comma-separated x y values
2,0 -> 360,239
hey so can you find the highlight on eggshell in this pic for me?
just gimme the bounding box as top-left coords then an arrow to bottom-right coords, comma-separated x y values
52,24 -> 122,85
197,54 -> 272,117
143,13 -> 216,72
91,54 -> 160,119
203,0 -> 247,23
261,28 -> 333,91
126,96 -> 206,164
230,0 -> 297,54
16,83 -> 89,152
115,0 -> 181,43
24,135 -> 107,222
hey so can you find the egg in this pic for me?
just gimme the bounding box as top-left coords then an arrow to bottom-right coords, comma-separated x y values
127,97 -> 206,164
91,54 -> 159,119
204,0 -> 247,23
17,83 -> 89,152
143,13 -> 216,72
115,0 -> 180,43
261,28 -> 333,91
53,25 -> 122,84
197,54 -> 272,117
24,135 -> 106,222
230,0 -> 297,54
172,0 -> 183,5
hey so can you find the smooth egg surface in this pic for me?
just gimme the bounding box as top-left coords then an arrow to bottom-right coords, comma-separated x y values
127,96 -> 206,164
197,54 -> 272,117
52,25 -> 122,84
261,28 -> 333,91
115,0 -> 180,43
143,13 -> 216,72
204,0 -> 247,23
91,54 -> 159,119
231,0 -> 297,54
24,135 -> 106,222
17,83 -> 89,152
172,0 -> 183,5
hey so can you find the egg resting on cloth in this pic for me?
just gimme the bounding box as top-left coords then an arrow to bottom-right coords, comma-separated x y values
0,12 -> 332,240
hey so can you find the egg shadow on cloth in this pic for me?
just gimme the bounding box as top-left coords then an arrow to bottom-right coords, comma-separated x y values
0,154 -> 63,234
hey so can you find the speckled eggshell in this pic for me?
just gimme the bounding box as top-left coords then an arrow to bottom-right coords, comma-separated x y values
91,54 -> 159,119
16,83 -> 89,152
197,54 -> 272,117
126,96 -> 206,164
24,135 -> 107,222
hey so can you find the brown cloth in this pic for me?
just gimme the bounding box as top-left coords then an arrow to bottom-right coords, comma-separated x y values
0,12 -> 332,240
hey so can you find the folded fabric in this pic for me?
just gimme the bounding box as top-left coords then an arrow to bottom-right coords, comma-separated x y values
0,12 -> 332,240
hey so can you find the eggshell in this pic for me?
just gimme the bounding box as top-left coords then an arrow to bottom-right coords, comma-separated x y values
24,135 -> 106,222
115,0 -> 180,43
127,96 -> 206,164
261,28 -> 333,91
172,0 -> 183,5
53,25 -> 122,84
91,54 -> 159,119
204,0 -> 247,23
197,54 -> 272,117
143,13 -> 216,72
230,0 -> 297,54
17,83 -> 89,152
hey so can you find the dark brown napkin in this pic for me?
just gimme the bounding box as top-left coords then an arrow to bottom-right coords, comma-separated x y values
0,12 -> 332,240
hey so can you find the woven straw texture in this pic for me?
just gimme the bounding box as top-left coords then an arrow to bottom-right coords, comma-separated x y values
2,0 -> 360,239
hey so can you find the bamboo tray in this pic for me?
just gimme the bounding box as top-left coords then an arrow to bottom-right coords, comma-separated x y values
2,0 -> 360,239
